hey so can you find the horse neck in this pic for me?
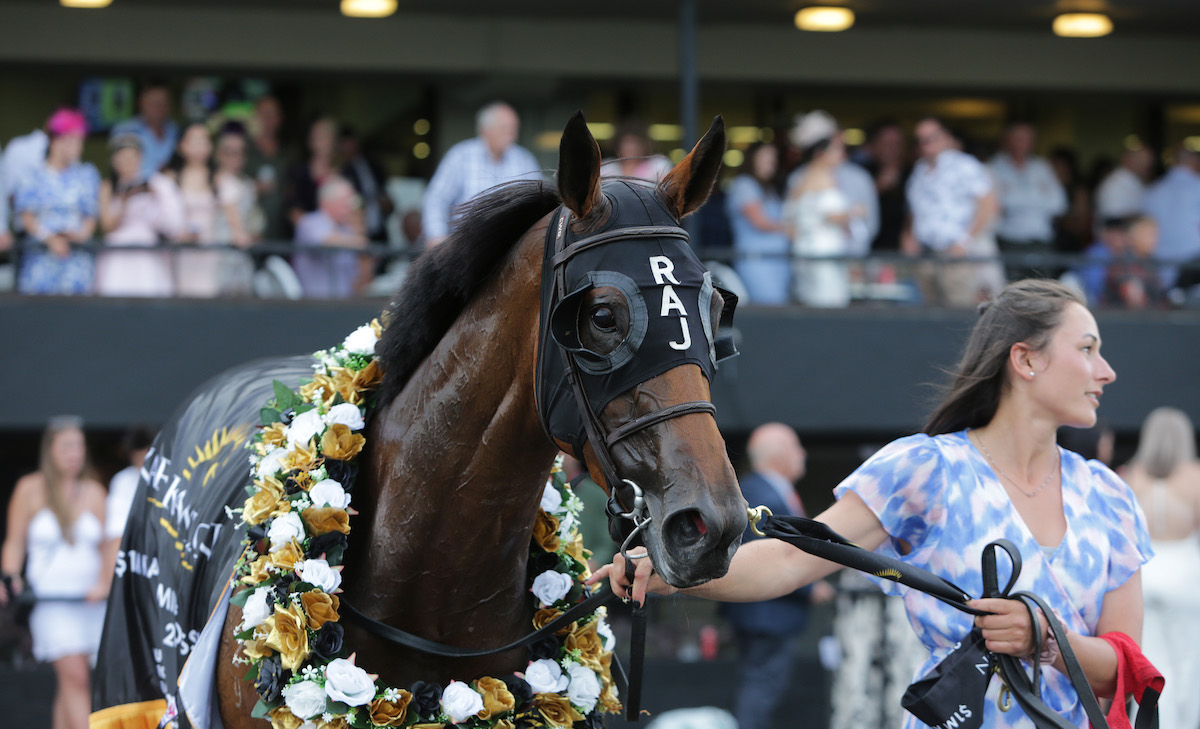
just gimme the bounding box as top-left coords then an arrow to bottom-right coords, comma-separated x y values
348,219 -> 559,637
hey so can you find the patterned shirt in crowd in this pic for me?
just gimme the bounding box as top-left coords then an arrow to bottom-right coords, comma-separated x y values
14,161 -> 101,294
987,153 -> 1068,244
109,117 -> 180,179
835,430 -> 1152,729
907,149 -> 993,250
421,137 -> 542,239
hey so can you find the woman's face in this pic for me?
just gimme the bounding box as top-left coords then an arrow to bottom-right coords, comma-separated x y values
821,136 -> 846,166
751,145 -> 778,181
50,427 -> 87,479
309,120 -> 336,157
112,146 -> 143,180
179,125 -> 212,164
1029,303 -> 1117,428
50,132 -> 84,166
216,135 -> 246,173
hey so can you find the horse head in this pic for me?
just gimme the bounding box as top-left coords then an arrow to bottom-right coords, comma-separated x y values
540,112 -> 746,588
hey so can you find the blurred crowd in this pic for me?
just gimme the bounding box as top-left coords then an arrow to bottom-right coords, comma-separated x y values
719,111 -> 1200,311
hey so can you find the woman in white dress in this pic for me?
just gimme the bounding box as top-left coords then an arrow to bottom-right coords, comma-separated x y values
1,417 -> 109,729
1122,407 -> 1200,729
785,113 -> 865,308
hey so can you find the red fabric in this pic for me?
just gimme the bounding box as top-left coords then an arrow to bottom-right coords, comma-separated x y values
1095,632 -> 1164,729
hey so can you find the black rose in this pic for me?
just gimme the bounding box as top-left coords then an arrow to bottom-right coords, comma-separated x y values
409,680 -> 442,718
307,531 -> 348,560
246,524 -> 267,544
502,674 -> 533,708
311,621 -> 344,661
528,635 -> 560,662
272,573 -> 297,603
529,551 -> 560,575
284,476 -> 305,495
512,709 -> 545,729
323,459 -> 358,484
580,711 -> 604,729
254,655 -> 286,703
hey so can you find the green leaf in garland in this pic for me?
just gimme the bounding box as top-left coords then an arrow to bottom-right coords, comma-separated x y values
230,588 -> 252,607
234,626 -> 256,640
251,699 -> 273,719
260,408 -> 281,426
273,380 -> 298,411
324,542 -> 347,564
243,661 -> 260,683
294,402 -> 316,415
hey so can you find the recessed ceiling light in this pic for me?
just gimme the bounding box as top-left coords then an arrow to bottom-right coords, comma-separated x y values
60,0 -> 113,7
794,7 -> 855,32
340,0 -> 397,18
1052,13 -> 1113,38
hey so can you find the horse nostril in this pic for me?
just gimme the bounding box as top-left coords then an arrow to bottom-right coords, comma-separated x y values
665,509 -> 709,549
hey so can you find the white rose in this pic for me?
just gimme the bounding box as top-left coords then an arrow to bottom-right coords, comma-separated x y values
557,512 -> 577,542
564,662 -> 602,713
524,658 -> 569,693
342,325 -> 378,356
596,618 -> 617,652
298,558 -> 343,593
283,680 -> 328,719
256,448 -> 288,479
268,512 -> 305,552
288,408 -> 326,449
324,657 -> 376,706
540,483 -> 563,513
241,586 -> 274,629
324,403 -> 365,431
309,479 -> 351,509
440,680 -> 485,723
531,570 -> 573,607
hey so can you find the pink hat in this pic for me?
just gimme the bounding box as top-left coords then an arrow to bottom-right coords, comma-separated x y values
46,108 -> 88,137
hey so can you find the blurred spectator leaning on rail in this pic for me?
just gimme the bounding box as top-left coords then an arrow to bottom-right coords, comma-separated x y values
1103,215 -> 1165,310
286,116 -> 340,235
244,95 -> 290,244
14,109 -> 100,296
599,122 -> 672,182
1,416 -> 109,729
211,124 -> 259,296
109,80 -> 179,179
339,125 -> 394,244
1,121 -> 50,249
293,175 -> 370,299
726,141 -> 791,306
95,133 -> 186,297
1094,144 -> 1153,230
165,122 -> 223,298
1120,407 -> 1200,729
421,101 -> 542,247
785,111 -> 871,308
988,120 -> 1068,281
853,119 -> 909,255
902,116 -> 1003,307
1142,143 -> 1200,293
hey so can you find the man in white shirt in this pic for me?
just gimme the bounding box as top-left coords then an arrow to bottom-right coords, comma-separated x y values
1095,145 -> 1153,227
903,117 -> 1000,307
1143,145 -> 1200,290
988,121 -> 1067,280
421,102 -> 542,247
1,126 -> 50,239
109,81 -> 179,178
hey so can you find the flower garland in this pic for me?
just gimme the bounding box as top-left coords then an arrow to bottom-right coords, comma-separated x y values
232,320 -> 622,729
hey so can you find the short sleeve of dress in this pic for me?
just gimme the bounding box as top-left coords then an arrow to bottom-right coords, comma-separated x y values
1085,461 -> 1153,591
833,433 -> 951,594
960,155 -> 993,199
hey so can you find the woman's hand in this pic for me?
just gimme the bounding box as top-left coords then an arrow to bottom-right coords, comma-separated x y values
45,234 -> 71,257
0,574 -> 22,608
585,549 -> 677,607
969,597 -> 1047,657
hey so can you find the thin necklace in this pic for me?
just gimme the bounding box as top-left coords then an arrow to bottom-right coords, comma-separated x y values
973,432 -> 1059,498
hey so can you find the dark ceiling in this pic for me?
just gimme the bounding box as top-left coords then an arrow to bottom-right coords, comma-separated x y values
97,0 -> 1200,36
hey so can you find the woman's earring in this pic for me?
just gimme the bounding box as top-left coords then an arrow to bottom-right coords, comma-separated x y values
1030,371 -> 1036,377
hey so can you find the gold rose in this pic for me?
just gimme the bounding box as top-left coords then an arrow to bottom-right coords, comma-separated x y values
299,590 -> 341,629
474,676 -> 515,719
321,424 -> 365,461
532,511 -> 561,553
302,506 -> 351,537
265,602 -> 311,671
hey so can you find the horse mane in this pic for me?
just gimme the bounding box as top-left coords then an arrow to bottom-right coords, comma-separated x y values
376,180 -> 561,405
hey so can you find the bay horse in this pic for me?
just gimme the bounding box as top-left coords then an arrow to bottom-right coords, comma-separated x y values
92,113 -> 746,729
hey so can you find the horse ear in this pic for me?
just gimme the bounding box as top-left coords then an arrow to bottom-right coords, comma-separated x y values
658,116 -> 726,219
557,111 -> 604,219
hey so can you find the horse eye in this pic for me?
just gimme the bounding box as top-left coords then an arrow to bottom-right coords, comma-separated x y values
590,306 -> 617,332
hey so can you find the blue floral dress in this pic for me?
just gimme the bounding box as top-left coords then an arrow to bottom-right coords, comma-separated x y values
834,430 -> 1152,729
14,162 -> 101,294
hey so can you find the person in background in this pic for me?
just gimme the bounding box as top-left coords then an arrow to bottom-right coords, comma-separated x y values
244,95 -> 290,243
1094,145 -> 1153,229
110,80 -> 179,178
292,175 -> 370,298
1073,216 -> 1129,306
1104,215 -> 1164,309
902,116 -> 1001,307
599,122 -> 672,182
857,119 -> 909,254
722,423 -> 833,729
1,121 -> 51,242
212,124 -> 259,296
421,101 -> 541,247
14,109 -> 100,296
1142,144 -> 1200,291
597,279 -> 1150,729
339,125 -> 394,243
988,120 -> 1068,280
726,142 -> 791,305
95,133 -> 185,297
1,416 -> 108,729
1048,146 -> 1094,255
1057,419 -> 1114,466
1121,407 -> 1200,729
102,426 -> 156,584
166,122 -> 220,297
286,116 -> 340,232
